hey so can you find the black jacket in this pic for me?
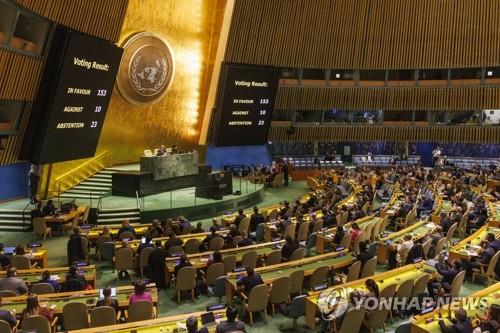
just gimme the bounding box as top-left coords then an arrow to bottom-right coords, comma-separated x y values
67,234 -> 85,266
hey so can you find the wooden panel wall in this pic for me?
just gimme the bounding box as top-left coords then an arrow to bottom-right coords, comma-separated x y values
275,86 -> 500,111
0,0 -> 129,165
16,0 -> 129,42
269,124 -> 500,144
226,0 -> 500,69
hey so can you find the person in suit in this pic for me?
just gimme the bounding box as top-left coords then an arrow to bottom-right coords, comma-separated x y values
64,266 -> 87,291
438,307 -> 473,333
191,222 -> 204,234
174,254 -> 193,278
249,207 -> 265,232
137,237 -> 153,255
0,267 -> 28,295
67,227 -> 86,266
156,145 -> 167,156
427,260 -> 462,298
164,232 -> 183,252
233,209 -> 246,229
28,165 -> 40,204
215,305 -> 246,333
281,236 -> 299,260
186,315 -> 209,333
281,162 -> 289,187
237,232 -> 253,247
0,244 -> 11,269
356,241 -> 375,271
236,267 -> 263,297
117,220 -> 135,239
148,241 -> 169,289
42,199 -> 56,217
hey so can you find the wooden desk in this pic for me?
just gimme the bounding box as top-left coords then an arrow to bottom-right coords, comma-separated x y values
0,265 -> 96,288
315,216 -> 381,254
225,251 -> 355,305
380,191 -> 404,219
0,284 -> 158,315
165,240 -> 285,278
448,223 -> 500,261
305,262 -> 437,329
83,223 -> 150,241
432,199 -> 452,224
376,220 -> 437,264
486,199 -> 500,227
43,206 -> 87,224
410,281 -> 500,333
70,309 -> 227,333
115,229 -> 230,252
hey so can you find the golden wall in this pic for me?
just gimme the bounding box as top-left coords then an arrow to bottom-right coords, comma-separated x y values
44,0 -> 227,193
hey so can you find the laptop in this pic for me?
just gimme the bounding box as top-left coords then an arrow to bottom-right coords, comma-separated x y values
201,312 -> 216,326
3,246 -> 15,255
99,287 -> 116,299
312,283 -> 328,292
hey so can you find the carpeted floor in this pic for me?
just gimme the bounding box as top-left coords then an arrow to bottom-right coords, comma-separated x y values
0,180 -> 489,332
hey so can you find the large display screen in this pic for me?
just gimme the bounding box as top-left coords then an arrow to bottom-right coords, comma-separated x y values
21,27 -> 123,164
215,64 -> 279,146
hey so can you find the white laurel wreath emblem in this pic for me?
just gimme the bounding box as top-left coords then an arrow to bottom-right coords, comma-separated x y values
130,54 -> 169,95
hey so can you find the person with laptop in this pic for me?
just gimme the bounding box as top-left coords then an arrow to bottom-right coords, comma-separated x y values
0,267 -> 28,295
236,267 -> 263,297
37,270 -> 61,292
186,315 -> 209,333
96,286 -> 119,312
215,305 -> 246,333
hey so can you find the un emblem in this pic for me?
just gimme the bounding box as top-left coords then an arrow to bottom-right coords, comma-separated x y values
117,32 -> 175,105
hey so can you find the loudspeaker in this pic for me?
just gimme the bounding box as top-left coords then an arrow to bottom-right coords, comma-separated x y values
198,164 -> 212,175
88,208 -> 99,226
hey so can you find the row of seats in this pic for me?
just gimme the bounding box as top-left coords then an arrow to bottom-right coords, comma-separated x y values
446,156 -> 498,169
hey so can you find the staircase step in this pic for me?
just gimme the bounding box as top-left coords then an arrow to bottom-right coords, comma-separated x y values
0,214 -> 24,219
0,226 -> 27,232
72,185 -> 111,191
99,207 -> 140,214
0,219 -> 29,225
0,209 -> 25,214
97,216 -> 141,224
81,179 -> 112,185
99,170 -> 116,175
92,174 -> 112,179
97,211 -> 140,218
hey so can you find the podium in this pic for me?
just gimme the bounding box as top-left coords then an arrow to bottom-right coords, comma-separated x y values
195,171 -> 233,199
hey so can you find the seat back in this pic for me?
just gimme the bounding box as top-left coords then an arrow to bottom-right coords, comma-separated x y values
446,223 -> 458,242
338,308 -> 366,333
371,218 -> 382,240
362,223 -> 374,242
176,266 -> 196,291
139,247 -> 154,269
97,236 -> 113,256
63,302 -> 90,330
118,231 -> 134,240
339,233 -> 352,249
184,238 -> 200,254
284,224 -> 296,240
289,270 -> 304,295
269,276 -> 291,304
433,237 -> 446,258
115,247 -> 134,271
268,209 -> 279,221
168,245 -> 184,255
0,319 -> 11,333
213,276 -> 227,298
238,217 -> 250,234
341,212 -> 349,225
411,274 -> 430,298
346,261 -> 361,282
33,217 -> 48,235
21,315 -> 51,333
208,237 -> 224,251
247,284 -> 269,312
395,279 -> 414,299
379,215 -> 389,234
182,225 -> 193,235
336,214 -> 343,226
128,300 -> 154,322
11,255 -> 30,269
422,239 -> 432,258
90,306 -> 117,327
265,250 -> 282,266
309,266 -> 329,289
360,256 -> 377,278
241,251 -> 258,269
101,242 -> 115,261
81,236 -> 89,258
486,251 -> 500,275
289,248 -> 304,261
31,283 -> 54,295
0,291 -> 16,298
232,236 -> 242,247
206,263 -> 224,285
287,294 -> 307,319
449,271 -> 466,298
222,255 -> 236,274
297,222 -> 309,242
255,223 -> 265,241
312,219 -> 324,234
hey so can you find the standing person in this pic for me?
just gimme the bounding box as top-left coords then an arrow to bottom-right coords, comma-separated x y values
28,165 -> 40,204
282,162 -> 289,187
67,227 -> 86,266
148,240 -> 168,289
